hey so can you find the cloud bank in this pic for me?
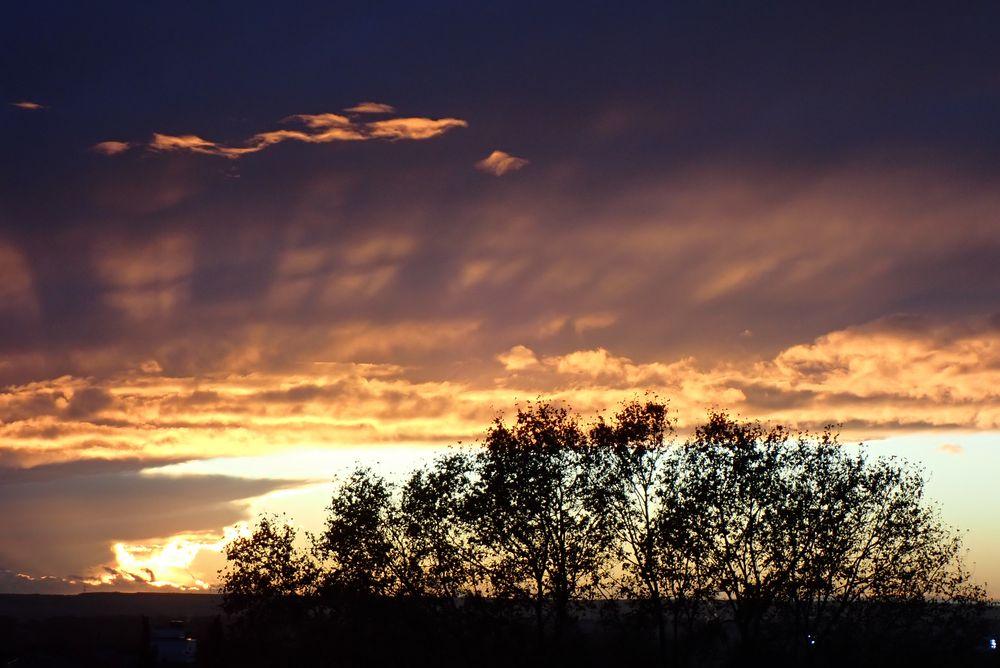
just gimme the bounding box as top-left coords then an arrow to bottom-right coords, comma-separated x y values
0,457 -> 296,589
3,314 -> 997,476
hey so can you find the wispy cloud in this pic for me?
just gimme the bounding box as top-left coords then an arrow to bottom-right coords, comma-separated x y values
937,443 -> 965,455
10,100 -> 44,110
476,150 -> 529,176
0,241 -> 38,317
99,106 -> 468,159
91,140 -> 131,156
344,101 -> 396,114
367,117 -> 468,140
573,312 -> 617,334
148,133 -> 261,158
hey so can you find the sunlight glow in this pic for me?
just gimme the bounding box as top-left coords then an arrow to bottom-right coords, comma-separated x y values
107,525 -> 251,590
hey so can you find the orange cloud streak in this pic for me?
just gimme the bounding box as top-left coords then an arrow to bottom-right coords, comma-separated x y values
99,106 -> 468,159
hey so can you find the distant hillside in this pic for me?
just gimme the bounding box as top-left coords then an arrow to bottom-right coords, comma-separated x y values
0,592 -> 223,619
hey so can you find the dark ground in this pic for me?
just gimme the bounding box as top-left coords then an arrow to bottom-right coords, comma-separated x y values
0,593 -> 998,667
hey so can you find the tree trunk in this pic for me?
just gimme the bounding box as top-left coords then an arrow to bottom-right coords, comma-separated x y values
534,576 -> 546,651
651,595 -> 667,666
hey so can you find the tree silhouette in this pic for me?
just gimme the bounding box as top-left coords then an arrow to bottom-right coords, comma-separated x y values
677,411 -> 989,659
468,402 -> 615,643
586,399 -> 699,660
398,453 -> 483,601
219,514 -> 314,617
215,401 -> 991,667
313,467 -> 400,598
217,514 -> 317,666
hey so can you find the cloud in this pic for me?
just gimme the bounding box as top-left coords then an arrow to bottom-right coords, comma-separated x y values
149,133 -> 260,158
262,113 -> 365,144
2,313 -> 998,475
344,101 -> 396,114
758,315 -> 1000,407
573,312 -> 617,334
366,117 -> 469,140
476,150 -> 529,176
0,457 -> 296,586
10,101 -> 44,110
0,241 -> 38,317
95,233 -> 194,288
497,345 -> 540,371
486,314 -> 1000,432
547,348 -> 630,378
102,109 -> 469,159
139,359 -> 163,374
91,140 -> 132,155
2,313 -> 998,590
11,161 -> 996,394
94,233 -> 194,320
937,443 -> 964,455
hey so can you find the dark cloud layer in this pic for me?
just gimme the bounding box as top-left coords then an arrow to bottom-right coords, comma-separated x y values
0,456 -> 297,581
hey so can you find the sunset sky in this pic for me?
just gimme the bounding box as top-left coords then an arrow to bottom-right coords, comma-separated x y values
2,2 -> 999,595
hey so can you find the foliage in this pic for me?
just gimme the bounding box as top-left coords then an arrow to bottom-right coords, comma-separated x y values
468,403 -> 616,638
313,467 -> 399,598
218,514 -> 315,619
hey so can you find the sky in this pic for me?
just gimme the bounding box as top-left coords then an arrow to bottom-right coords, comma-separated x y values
1,1 -> 999,594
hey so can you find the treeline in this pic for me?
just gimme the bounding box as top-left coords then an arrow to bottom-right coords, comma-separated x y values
218,401 -> 992,667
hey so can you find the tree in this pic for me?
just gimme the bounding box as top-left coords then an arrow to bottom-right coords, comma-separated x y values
469,402 -> 614,643
587,400 -> 690,658
651,442 -> 715,665
313,467 -> 400,599
218,514 -> 316,618
315,460 -> 481,604
774,436 -> 987,655
677,411 -> 988,659
398,453 -> 483,601
676,412 -> 792,654
215,402 -> 990,666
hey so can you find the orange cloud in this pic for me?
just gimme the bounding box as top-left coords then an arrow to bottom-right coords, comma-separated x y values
497,345 -> 540,371
490,315 -> 1000,432
344,101 -> 396,114
10,100 -> 44,110
104,108 -> 469,159
938,443 -> 964,455
91,140 -> 131,155
476,150 -> 529,176
149,133 -> 260,159
367,117 -> 469,140
456,257 -> 528,290
4,314 -> 999,591
2,314 -> 997,476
